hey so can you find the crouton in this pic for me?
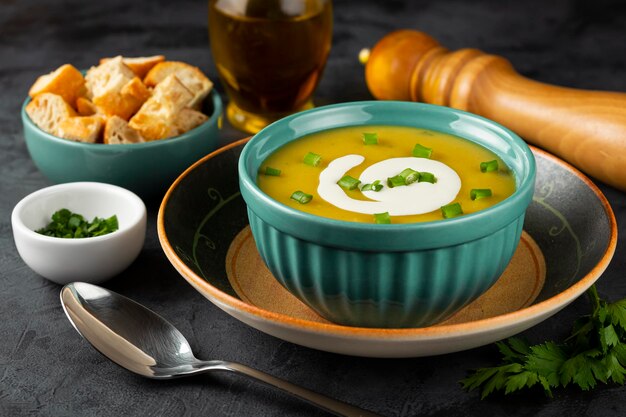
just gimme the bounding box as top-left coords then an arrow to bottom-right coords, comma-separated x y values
57,116 -> 104,143
92,76 -> 151,120
28,64 -> 85,107
76,97 -> 98,116
173,108 -> 208,135
85,56 -> 135,99
103,116 -> 145,144
143,61 -> 212,108
129,74 -> 194,140
27,55 -> 212,144
25,93 -> 77,136
99,55 -> 165,79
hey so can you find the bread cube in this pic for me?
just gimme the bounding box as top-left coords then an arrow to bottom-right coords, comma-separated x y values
104,116 -> 145,144
92,76 -> 151,120
25,93 -> 77,136
144,61 -> 212,109
99,55 -> 165,79
129,74 -> 194,140
173,108 -> 208,135
29,64 -> 85,107
57,116 -> 104,143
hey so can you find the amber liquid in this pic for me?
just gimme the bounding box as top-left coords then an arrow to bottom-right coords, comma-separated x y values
208,0 -> 332,133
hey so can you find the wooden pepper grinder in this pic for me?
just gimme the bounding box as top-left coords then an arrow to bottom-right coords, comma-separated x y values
365,30 -> 626,191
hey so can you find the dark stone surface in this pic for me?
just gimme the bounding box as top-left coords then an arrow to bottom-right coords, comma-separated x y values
1,0 -> 625,415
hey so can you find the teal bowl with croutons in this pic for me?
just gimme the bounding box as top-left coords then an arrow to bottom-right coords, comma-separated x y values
239,101 -> 536,328
21,90 -> 222,199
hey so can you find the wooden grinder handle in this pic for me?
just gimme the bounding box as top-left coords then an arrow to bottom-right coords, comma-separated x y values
365,30 -> 626,191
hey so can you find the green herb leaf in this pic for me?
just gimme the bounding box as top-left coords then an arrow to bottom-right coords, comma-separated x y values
36,209 -> 119,239
105,215 -> 118,231
496,337 -> 529,362
68,214 -> 83,229
504,370 -> 540,395
478,364 -> 523,399
525,342 -> 567,388
605,350 -> 626,384
614,343 -> 626,365
607,300 -> 626,329
600,324 -> 620,352
52,209 -> 71,224
561,353 -> 604,390
507,337 -> 533,357
461,286 -> 626,398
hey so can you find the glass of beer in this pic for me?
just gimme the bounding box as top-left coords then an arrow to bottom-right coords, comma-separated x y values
208,0 -> 333,133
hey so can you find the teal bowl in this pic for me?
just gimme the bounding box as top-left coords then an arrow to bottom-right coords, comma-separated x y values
239,101 -> 536,328
21,90 -> 222,198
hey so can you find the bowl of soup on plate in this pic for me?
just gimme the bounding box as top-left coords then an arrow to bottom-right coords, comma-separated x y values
239,101 -> 535,328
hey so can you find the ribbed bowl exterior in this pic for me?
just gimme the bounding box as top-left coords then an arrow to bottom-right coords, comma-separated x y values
249,208 -> 525,328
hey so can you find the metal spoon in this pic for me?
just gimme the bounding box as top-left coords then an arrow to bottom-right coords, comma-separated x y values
60,282 -> 380,417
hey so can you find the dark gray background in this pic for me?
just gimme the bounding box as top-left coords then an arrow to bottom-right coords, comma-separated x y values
2,0 -> 626,416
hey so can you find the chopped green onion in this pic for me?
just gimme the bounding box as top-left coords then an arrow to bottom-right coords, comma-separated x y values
480,160 -> 499,173
387,168 -> 434,188
418,172 -> 437,183
374,212 -> 391,224
387,175 -> 405,188
363,132 -> 379,145
303,152 -> 322,167
361,180 -> 383,192
337,175 -> 361,190
470,188 -> 493,200
441,202 -> 463,219
290,191 -> 312,204
399,168 -> 420,185
412,143 -> 433,158
264,166 -> 281,176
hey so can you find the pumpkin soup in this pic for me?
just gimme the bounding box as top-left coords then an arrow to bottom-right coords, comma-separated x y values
257,125 -> 516,223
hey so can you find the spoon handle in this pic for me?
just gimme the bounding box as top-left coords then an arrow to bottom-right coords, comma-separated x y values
200,360 -> 381,417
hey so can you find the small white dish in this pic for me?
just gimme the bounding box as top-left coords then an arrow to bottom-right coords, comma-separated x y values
12,182 -> 147,284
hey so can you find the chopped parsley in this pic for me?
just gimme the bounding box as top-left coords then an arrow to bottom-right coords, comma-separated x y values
36,208 -> 119,238
462,286 -> 626,398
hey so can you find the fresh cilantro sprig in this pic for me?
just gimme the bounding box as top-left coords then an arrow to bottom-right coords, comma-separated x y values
462,286 -> 626,398
36,208 -> 119,239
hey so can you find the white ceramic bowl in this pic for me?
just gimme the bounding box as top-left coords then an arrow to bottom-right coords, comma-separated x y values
12,182 -> 147,284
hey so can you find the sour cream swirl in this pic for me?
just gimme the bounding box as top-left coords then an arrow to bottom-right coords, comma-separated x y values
317,155 -> 461,216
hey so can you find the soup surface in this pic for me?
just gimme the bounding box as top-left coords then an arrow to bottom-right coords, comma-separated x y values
257,125 -> 516,223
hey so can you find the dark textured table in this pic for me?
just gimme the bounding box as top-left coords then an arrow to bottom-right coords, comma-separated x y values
2,0 -> 626,416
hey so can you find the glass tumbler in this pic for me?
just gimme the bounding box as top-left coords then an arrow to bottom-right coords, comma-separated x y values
208,0 -> 333,133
